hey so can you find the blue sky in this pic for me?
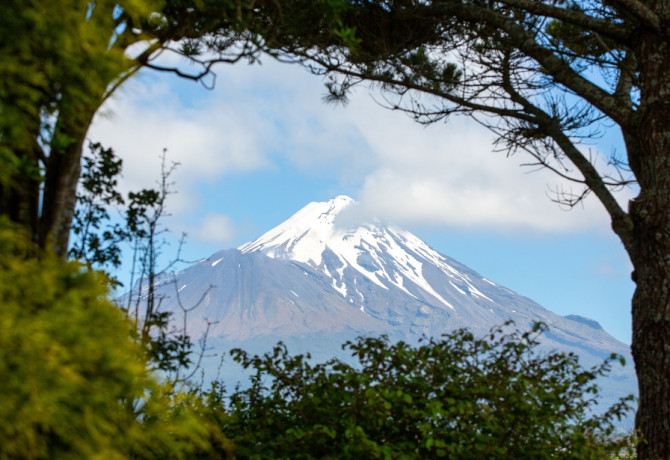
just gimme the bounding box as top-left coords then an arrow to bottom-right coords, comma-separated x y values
89,57 -> 635,344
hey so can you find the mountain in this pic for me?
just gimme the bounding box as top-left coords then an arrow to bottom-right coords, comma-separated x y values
122,196 -> 636,427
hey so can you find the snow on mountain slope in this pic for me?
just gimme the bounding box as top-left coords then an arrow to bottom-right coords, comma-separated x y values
234,196 -> 631,358
239,195 -> 481,311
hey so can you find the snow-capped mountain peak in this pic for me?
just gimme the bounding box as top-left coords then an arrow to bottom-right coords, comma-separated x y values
238,195 -> 354,266
238,196 -> 487,310
123,196 -> 635,428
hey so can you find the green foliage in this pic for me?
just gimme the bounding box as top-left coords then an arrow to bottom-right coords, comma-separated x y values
0,0 -> 155,170
215,324 -> 634,459
0,0 -> 267,253
70,142 -> 129,273
0,221 -> 225,459
69,143 -> 169,279
0,0 -> 166,256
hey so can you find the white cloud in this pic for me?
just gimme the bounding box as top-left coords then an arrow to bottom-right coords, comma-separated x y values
87,58 -> 634,234
337,90 -> 634,233
184,212 -> 237,245
88,70 -> 277,213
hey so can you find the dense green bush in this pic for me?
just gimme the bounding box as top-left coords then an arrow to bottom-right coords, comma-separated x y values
215,325 -> 634,459
0,221 -> 225,459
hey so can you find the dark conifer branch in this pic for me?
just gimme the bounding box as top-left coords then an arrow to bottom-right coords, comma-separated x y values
434,2 -> 635,127
493,0 -> 632,42
607,0 -> 662,31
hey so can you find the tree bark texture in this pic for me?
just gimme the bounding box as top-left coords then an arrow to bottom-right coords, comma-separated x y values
39,135 -> 86,258
627,20 -> 670,459
629,188 -> 670,459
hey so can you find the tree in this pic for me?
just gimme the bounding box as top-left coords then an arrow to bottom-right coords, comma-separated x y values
235,1 -> 669,457
213,325 -> 634,459
0,0 -> 271,257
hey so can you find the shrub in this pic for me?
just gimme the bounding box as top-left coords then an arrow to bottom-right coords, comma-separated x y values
0,221 -> 224,459
216,324 -> 634,459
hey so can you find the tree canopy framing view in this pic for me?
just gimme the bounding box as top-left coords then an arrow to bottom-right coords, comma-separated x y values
1,0 -> 669,458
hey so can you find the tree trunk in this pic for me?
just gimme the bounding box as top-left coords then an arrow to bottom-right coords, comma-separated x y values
39,137 -> 85,257
629,207 -> 670,459
39,96 -> 99,257
626,20 -> 670,459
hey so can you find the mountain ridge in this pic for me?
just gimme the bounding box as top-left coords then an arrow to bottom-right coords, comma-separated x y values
232,196 -> 625,357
